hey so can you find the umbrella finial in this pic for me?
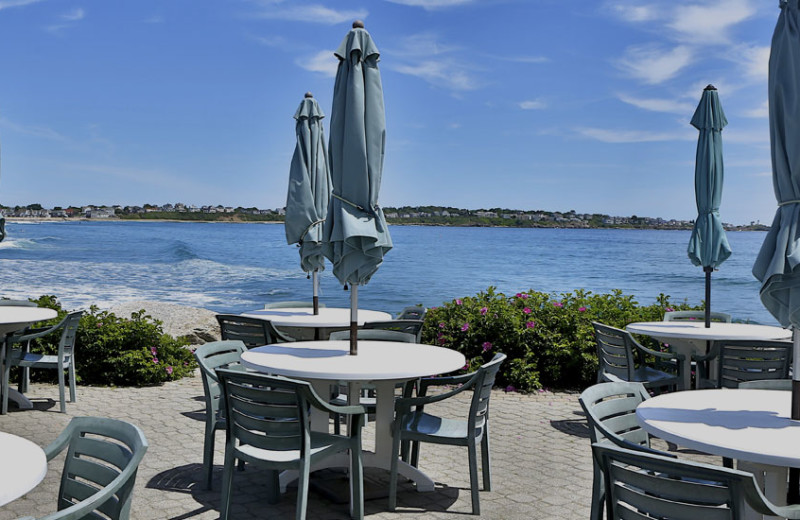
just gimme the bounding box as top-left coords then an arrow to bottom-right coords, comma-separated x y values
305,92 -> 313,98
353,20 -> 364,28
705,84 -> 717,91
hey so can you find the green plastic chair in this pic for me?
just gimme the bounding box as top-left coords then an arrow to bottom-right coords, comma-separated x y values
0,299 -> 36,306
593,321 -> 684,392
738,379 -> 792,390
693,339 -> 793,389
263,301 -> 327,309
216,369 -> 366,520
397,306 -> 427,320
362,320 -> 424,342
389,352 -> 506,515
2,311 -> 83,414
215,314 -> 293,346
192,340 -> 248,490
663,310 -> 732,322
15,416 -> 148,520
593,442 -> 800,519
579,382 -> 675,520
328,328 -> 417,343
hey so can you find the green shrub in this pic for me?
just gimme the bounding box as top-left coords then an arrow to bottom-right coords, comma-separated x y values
23,296 -> 196,386
422,287 -> 697,392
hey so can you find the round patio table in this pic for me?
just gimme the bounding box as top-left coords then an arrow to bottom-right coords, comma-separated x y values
241,307 -> 393,340
0,431 -> 47,506
637,389 -> 800,519
626,321 -> 791,390
0,306 -> 58,411
241,340 -> 466,492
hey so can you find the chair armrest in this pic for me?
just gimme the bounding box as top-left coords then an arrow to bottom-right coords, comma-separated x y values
43,426 -> 74,461
631,340 -> 686,361
691,341 -> 721,362
417,372 -> 475,396
11,323 -> 63,344
395,376 -> 477,412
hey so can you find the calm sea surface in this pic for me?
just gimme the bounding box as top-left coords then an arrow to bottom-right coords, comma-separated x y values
0,221 -> 778,325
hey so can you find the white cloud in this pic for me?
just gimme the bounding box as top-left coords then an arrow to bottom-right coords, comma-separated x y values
0,0 -> 43,10
0,117 -> 69,142
249,3 -> 367,24
384,0 -> 474,10
617,44 -> 693,84
606,2 -> 661,23
393,60 -> 479,91
61,7 -> 84,21
743,99 -> 768,118
144,15 -> 164,24
738,44 -> 769,80
575,126 -> 694,143
519,99 -> 547,110
249,33 -> 288,48
389,33 -> 479,91
296,49 -> 338,77
496,55 -> 549,64
618,93 -> 694,113
668,0 -> 756,45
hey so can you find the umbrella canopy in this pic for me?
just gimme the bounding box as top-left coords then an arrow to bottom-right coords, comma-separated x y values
687,85 -> 731,327
285,92 -> 330,275
323,21 -> 392,354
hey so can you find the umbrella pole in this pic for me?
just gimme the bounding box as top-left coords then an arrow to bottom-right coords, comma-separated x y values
791,329 -> 800,503
312,270 -> 320,316
704,267 -> 712,328
350,285 -> 358,355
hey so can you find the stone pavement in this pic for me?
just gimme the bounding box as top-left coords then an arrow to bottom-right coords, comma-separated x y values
0,376 -> 597,520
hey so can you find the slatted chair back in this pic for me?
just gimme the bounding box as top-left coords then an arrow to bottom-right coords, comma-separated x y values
578,382 -> 654,450
329,328 -> 417,343
362,320 -> 424,342
59,311 -> 82,366
194,341 -> 247,418
663,310 -> 732,322
216,314 -> 277,347
738,379 -> 792,390
47,417 -> 148,520
699,340 -> 792,389
397,306 -> 427,320
468,353 -> 506,439
593,322 -> 637,383
591,442 -> 783,520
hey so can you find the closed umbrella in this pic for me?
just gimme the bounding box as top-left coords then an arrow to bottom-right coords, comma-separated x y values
323,21 -> 393,355
285,92 -> 331,315
752,0 -> 800,500
687,85 -> 732,328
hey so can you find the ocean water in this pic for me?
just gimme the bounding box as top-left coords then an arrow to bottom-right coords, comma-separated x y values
0,220 -> 777,325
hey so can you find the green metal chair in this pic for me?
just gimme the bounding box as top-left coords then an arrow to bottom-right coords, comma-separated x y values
192,340 -> 247,490
389,352 -> 506,515
663,310 -> 732,322
738,379 -> 792,390
362,320 -> 424,342
16,416 -> 148,520
215,314 -> 293,346
216,369 -> 366,520
579,382 -> 674,520
264,301 -> 327,309
593,442 -> 800,519
593,321 -> 684,392
2,311 -> 83,414
397,306 -> 427,320
694,339 -> 793,389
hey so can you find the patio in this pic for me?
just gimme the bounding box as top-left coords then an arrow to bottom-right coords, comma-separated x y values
0,376 -> 598,520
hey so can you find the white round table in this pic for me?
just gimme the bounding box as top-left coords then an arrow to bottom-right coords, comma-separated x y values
637,389 -> 800,519
0,307 -> 58,411
626,322 -> 791,390
0,431 -> 47,506
241,308 -> 393,340
241,340 -> 466,492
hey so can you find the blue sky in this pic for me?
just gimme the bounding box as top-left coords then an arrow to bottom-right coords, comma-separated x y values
0,0 -> 780,224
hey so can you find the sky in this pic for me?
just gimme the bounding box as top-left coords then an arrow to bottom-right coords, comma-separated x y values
0,0 -> 782,225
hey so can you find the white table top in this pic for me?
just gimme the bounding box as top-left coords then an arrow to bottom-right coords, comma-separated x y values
241,307 -> 392,328
0,307 -> 57,335
637,389 -> 800,468
626,321 -> 791,341
0,431 -> 47,506
241,340 -> 466,382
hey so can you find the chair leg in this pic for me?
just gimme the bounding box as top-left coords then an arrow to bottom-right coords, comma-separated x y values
202,421 -> 216,490
57,367 -> 66,413
410,440 -> 420,467
265,470 -> 281,505
19,366 -> 29,394
350,443 -> 364,519
1,361 -> 10,415
296,460 -> 310,520
590,459 -> 604,520
468,439 -> 480,515
68,362 -> 76,402
219,446 -> 236,520
480,429 -> 492,491
388,431 -> 404,510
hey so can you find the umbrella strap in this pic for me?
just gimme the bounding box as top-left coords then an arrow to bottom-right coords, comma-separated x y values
779,200 -> 800,206
298,219 -> 325,243
331,192 -> 378,215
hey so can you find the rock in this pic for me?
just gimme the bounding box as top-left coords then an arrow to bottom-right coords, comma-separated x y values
108,301 -> 220,345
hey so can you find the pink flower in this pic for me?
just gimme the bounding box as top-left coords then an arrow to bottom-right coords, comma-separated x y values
437,332 -> 444,339
165,366 -> 173,375
480,307 -> 488,315
455,299 -> 463,305
523,307 -> 531,314
515,293 -> 522,298
438,322 -> 446,328
552,301 -> 563,308
689,317 -> 697,320
482,341 -> 492,352
152,357 -> 159,364
461,323 -> 469,332
521,294 -> 529,300
578,306 -> 587,312
461,363 -> 469,370
505,385 -> 516,393
526,321 -> 536,329
665,307 -> 674,312
96,322 -> 103,328
150,346 -> 158,356
439,337 -> 447,345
